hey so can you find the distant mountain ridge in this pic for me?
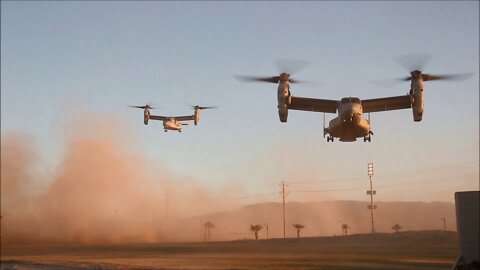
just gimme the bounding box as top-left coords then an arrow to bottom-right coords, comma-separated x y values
171,200 -> 456,242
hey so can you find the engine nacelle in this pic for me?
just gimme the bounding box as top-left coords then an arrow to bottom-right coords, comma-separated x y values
411,89 -> 424,122
286,95 -> 292,106
277,83 -> 290,123
144,108 -> 150,125
278,107 -> 288,123
194,108 -> 200,126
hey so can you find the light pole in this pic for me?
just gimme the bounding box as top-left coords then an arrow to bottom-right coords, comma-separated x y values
264,223 -> 269,239
367,162 -> 376,233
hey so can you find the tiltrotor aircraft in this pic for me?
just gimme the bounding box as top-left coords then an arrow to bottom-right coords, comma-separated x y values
129,104 -> 216,132
235,56 -> 472,142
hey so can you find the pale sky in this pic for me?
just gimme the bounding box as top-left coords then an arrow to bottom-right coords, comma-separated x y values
1,1 -> 479,204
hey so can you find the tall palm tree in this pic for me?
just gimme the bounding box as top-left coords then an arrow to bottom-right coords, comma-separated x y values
292,224 -> 305,238
342,223 -> 350,235
204,221 -> 215,242
391,223 -> 402,233
250,224 -> 263,240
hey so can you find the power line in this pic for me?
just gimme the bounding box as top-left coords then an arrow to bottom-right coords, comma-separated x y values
290,187 -> 365,193
290,172 -> 478,193
286,160 -> 478,186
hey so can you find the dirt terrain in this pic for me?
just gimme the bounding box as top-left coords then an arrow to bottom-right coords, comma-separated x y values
1,230 -> 457,270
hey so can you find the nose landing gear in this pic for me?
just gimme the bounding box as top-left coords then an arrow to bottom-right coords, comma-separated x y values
326,135 -> 334,142
363,131 -> 373,142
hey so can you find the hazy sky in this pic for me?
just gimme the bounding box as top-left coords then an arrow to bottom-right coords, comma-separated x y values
2,1 -> 479,204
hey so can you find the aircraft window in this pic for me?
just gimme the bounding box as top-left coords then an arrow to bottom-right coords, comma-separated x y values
340,98 -> 349,104
351,98 -> 361,104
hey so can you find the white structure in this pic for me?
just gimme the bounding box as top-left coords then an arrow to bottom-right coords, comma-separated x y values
452,191 -> 479,269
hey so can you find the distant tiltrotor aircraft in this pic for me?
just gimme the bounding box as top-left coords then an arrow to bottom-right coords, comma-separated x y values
129,104 -> 216,132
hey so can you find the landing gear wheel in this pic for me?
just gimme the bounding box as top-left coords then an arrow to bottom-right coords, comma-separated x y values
164,130 -> 167,132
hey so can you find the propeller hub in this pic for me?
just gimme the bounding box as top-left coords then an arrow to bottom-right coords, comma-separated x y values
279,73 -> 290,82
410,70 -> 422,79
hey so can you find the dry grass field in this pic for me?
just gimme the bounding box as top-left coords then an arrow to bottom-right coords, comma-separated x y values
1,230 -> 457,270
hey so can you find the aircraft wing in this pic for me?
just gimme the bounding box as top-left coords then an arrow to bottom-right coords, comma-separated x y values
362,95 -> 412,113
172,115 -> 194,121
149,115 -> 169,121
289,96 -> 339,113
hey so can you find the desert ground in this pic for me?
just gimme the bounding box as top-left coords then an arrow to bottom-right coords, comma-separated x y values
1,230 -> 457,270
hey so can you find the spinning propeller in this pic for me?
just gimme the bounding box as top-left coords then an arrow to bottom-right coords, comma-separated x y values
373,54 -> 473,86
397,54 -> 473,81
234,59 -> 310,84
191,105 -> 217,110
129,104 -> 156,110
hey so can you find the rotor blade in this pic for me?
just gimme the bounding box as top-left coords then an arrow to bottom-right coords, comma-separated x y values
199,106 -> 218,110
288,78 -> 306,84
129,104 -> 156,109
369,78 -> 408,88
287,78 -> 322,85
192,105 -> 218,110
395,53 -> 431,72
234,75 -> 280,84
422,73 -> 474,82
275,59 -> 309,74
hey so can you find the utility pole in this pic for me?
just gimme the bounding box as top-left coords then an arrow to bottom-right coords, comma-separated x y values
264,223 -> 269,240
440,217 -> 446,231
367,162 -> 376,233
279,181 -> 289,238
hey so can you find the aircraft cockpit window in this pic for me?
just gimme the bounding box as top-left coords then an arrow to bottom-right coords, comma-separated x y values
340,98 -> 349,104
351,97 -> 361,104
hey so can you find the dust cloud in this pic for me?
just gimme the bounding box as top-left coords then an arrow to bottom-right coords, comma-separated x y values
0,113 -> 238,245
1,113 -> 456,246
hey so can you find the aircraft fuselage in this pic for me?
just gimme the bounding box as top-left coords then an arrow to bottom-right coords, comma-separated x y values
163,119 -> 182,132
326,97 -> 371,142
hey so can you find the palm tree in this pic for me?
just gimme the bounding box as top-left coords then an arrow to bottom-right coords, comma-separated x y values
204,221 -> 215,242
292,224 -> 305,238
391,223 -> 402,233
342,223 -> 350,235
250,224 -> 263,240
